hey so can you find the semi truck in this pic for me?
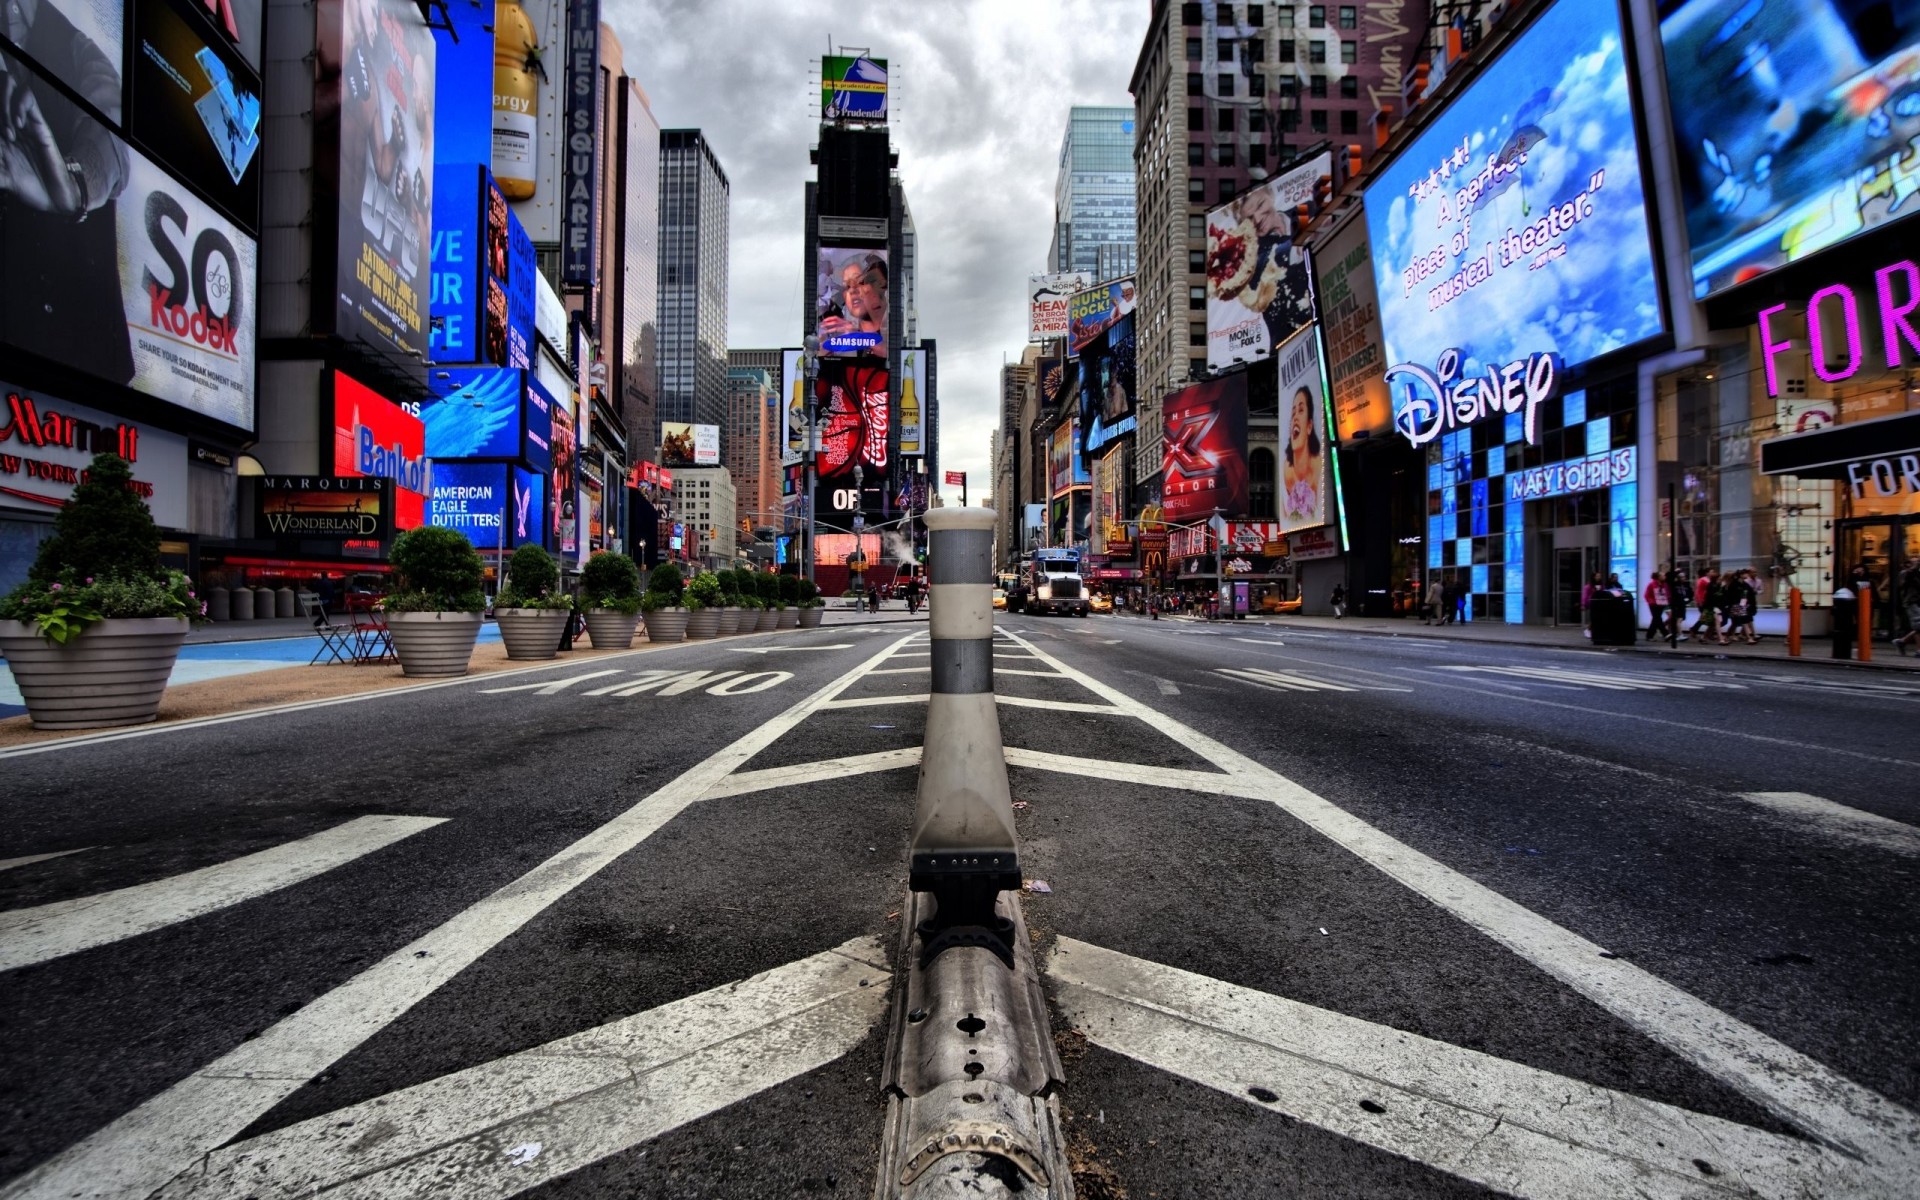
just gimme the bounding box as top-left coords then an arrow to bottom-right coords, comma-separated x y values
1026,547 -> 1090,617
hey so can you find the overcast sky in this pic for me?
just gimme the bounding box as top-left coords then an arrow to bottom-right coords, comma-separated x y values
604,0 -> 1144,504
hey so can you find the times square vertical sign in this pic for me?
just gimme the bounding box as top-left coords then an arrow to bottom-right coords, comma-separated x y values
561,0 -> 601,288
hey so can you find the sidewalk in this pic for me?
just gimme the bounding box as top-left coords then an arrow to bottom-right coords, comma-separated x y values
1126,610 -> 1920,673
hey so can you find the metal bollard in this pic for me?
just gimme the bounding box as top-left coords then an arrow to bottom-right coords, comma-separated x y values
908,507 -> 1019,960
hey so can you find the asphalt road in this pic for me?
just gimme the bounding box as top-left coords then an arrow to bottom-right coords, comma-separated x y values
2,612 -> 1915,1197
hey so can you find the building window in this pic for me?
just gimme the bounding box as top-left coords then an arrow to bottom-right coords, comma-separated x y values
1187,37 -> 1202,60
1189,177 -> 1206,198
1310,74 -> 1327,97
1217,143 -> 1235,166
1188,106 -> 1205,131
1279,75 -> 1298,96
1248,38 -> 1265,61
1188,213 -> 1206,238
1188,71 -> 1204,93
1218,107 -> 1235,131
1340,75 -> 1358,98
1216,3 -> 1233,20
1219,178 -> 1237,200
1339,5 -> 1356,29
1249,448 -> 1276,518
1311,110 -> 1328,133
1218,39 -> 1235,62
1189,249 -> 1206,272
1278,39 -> 1295,62
1188,141 -> 1205,165
1277,6 -> 1294,26
1341,40 -> 1357,64
1340,109 -> 1357,134
1247,4 -> 1263,25
1189,285 -> 1206,309
1281,108 -> 1300,131
1218,73 -> 1235,95
1309,41 -> 1326,63
1251,143 -> 1267,167
1248,108 -> 1265,131
1182,2 -> 1203,24
1190,321 -> 1207,347
1191,357 -> 1207,378
1309,4 -> 1325,27
1249,73 -> 1265,96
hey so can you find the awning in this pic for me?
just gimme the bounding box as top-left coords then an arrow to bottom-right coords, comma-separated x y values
1759,411 -> 1920,478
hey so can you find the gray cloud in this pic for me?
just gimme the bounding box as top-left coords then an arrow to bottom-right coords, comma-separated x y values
603,0 -> 1142,502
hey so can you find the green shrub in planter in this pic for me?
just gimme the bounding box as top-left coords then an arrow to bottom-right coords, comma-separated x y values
645,561 -> 685,605
497,544 -> 571,609
797,577 -> 822,607
582,551 -> 643,615
754,571 -> 781,608
0,453 -> 203,644
687,571 -> 724,611
718,568 -> 743,604
778,572 -> 801,605
383,527 -> 487,613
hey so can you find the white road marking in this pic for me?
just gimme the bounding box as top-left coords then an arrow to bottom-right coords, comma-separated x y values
702,749 -> 923,799
997,668 -> 1066,678
0,635 -> 917,1200
704,671 -> 793,696
480,669 -> 624,695
999,629 -> 1920,1177
725,643 -> 855,654
1436,664 -> 1745,691
1739,792 -> 1920,857
822,694 -> 930,709
1232,637 -> 1286,647
1003,747 -> 1241,795
158,939 -> 890,1199
1048,938 -> 1876,1199
867,667 -> 926,676
0,847 -> 93,873
1216,668 -> 1358,693
996,696 -> 1123,714
0,817 -> 447,973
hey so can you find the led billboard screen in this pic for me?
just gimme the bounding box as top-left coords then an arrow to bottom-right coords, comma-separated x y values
1313,215 -> 1394,442
494,0 -> 565,241
332,371 -> 428,527
41,0 -> 123,75
428,461 -> 508,550
814,360 -> 889,480
258,475 -> 393,542
422,366 -> 525,460
1660,0 -> 1920,297
822,54 -> 888,123
1274,325 -> 1331,535
1161,374 -> 1249,523
1364,0 -> 1663,383
0,41 -> 257,432
1068,277 -> 1137,355
899,346 -> 924,456
1206,152 -> 1329,371
320,0 -> 435,361
129,0 -> 262,229
781,347 -> 805,465
816,247 -> 890,356
1081,313 -> 1138,460
1029,273 -> 1091,342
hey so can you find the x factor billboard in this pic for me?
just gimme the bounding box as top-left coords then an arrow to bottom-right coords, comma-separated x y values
1161,375 -> 1249,523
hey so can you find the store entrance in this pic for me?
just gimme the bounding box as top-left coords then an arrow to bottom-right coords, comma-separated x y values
1837,519 -> 1920,642
1553,546 -> 1600,626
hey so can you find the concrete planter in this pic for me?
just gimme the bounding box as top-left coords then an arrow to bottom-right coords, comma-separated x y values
496,608 -> 570,660
798,607 -> 825,628
777,607 -> 800,629
756,609 -> 780,632
386,611 -> 483,677
717,607 -> 742,634
584,609 -> 642,649
686,608 -> 722,639
643,607 -> 688,643
0,617 -> 189,730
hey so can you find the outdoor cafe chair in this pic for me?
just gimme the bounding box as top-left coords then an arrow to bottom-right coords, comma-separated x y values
301,596 -> 355,666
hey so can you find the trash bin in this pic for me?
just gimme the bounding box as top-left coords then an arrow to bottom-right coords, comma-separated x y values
254,587 -> 276,619
206,586 -> 230,622
275,586 -> 296,618
230,587 -> 254,621
1831,587 -> 1856,659
1589,591 -> 1636,646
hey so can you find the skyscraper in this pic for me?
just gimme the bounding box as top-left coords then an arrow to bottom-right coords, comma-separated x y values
658,130 -> 730,443
1129,1 -> 1423,487
617,75 -> 662,467
726,351 -> 783,536
1051,106 -> 1138,278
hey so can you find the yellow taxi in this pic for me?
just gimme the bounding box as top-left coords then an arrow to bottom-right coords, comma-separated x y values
1089,593 -> 1114,613
992,587 -> 1008,610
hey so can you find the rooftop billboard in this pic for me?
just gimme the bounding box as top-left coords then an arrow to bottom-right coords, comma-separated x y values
1206,153 -> 1329,371
1029,273 -> 1091,342
1161,374 -> 1249,523
816,247 -> 890,357
822,54 -> 888,123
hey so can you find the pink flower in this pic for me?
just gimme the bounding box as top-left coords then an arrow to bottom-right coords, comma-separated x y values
85,577 -> 94,584
50,583 -> 61,592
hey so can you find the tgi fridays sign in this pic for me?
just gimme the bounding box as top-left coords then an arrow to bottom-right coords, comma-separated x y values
0,386 -> 188,528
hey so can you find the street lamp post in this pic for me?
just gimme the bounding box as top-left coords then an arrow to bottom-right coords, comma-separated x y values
801,335 -> 820,585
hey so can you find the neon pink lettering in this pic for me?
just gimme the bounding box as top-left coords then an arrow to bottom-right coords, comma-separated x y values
1877,260 -> 1919,370
1807,284 -> 1861,384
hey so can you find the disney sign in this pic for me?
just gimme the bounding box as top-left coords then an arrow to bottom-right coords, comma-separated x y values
1386,348 -> 1560,448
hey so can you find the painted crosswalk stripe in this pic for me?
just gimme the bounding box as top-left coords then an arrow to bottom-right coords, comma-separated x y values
156,938 -> 890,1199
1436,665 -> 1745,691
1739,792 -> 1920,857
1217,667 -> 1354,692
0,816 -> 446,973
1048,938 -> 1879,1198
0,847 -> 93,873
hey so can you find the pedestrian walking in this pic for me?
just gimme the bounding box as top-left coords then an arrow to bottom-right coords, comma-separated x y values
1701,572 -> 1727,644
1690,568 -> 1714,635
1582,572 -> 1601,639
1896,562 -> 1920,656
1723,570 -> 1758,644
1644,571 -> 1669,641
866,583 -> 880,613
903,574 -> 922,615
1331,583 -> 1347,618
1665,565 -> 1690,642
1451,575 -> 1468,624
1424,576 -> 1444,625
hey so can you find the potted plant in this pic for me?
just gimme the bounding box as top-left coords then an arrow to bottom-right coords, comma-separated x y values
641,561 -> 688,642
752,571 -> 781,631
710,568 -> 740,635
581,551 -> 644,648
380,526 -> 488,676
685,571 -> 723,639
0,453 -> 201,729
797,577 -> 826,628
724,569 -> 751,635
493,544 -> 573,659
776,572 -> 802,628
